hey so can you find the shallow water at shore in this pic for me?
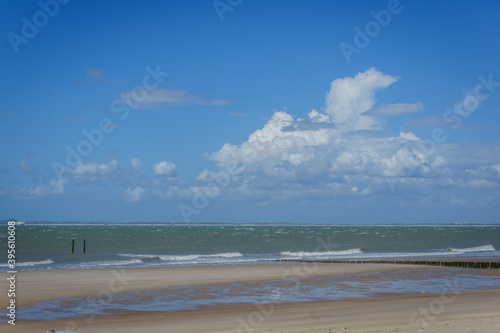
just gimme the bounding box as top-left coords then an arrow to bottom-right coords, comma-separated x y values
16,268 -> 500,321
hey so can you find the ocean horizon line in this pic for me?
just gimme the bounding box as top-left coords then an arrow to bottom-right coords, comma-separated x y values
2,220 -> 500,226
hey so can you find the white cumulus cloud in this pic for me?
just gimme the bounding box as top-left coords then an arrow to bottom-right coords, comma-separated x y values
20,179 -> 67,197
324,67 -> 398,131
71,160 -> 120,183
124,186 -> 145,202
73,160 -> 118,176
201,68 -> 500,204
154,161 -> 177,177
130,158 -> 142,169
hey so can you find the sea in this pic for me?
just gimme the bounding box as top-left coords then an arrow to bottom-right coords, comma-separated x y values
2,223 -> 500,322
2,223 -> 499,271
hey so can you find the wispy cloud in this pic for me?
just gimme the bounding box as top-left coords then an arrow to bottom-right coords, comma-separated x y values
405,115 -> 489,132
0,113 -> 14,119
85,67 -> 106,79
19,179 -> 67,197
363,102 -> 424,116
405,115 -> 458,128
120,88 -> 231,109
19,155 -> 37,173
130,158 -> 143,170
77,67 -> 120,86
450,196 -> 468,207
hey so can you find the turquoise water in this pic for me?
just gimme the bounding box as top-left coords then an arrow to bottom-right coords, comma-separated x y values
1,224 -> 499,270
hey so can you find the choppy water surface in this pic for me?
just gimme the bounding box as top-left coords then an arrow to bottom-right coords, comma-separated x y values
0,224 -> 499,270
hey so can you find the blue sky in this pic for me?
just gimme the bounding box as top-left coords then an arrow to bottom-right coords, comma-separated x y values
1,0 -> 500,223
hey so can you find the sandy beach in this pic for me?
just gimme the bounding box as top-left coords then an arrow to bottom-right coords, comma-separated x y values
1,263 -> 499,333
2,263 -> 443,307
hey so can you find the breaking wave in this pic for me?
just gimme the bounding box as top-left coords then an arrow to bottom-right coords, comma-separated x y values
280,249 -> 363,257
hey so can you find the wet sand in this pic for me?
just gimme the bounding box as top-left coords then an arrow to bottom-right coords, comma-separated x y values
1,263 -> 499,333
1,263 -> 440,307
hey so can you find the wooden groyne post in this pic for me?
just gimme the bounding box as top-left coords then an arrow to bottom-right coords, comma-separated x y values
71,239 -> 87,253
272,259 -> 500,269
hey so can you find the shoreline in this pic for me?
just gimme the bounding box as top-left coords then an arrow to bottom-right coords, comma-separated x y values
1,263 -> 500,332
2,263 -> 444,307
3,289 -> 500,333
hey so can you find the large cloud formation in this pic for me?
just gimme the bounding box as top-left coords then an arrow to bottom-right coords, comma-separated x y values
10,68 -> 498,213
194,68 -> 500,204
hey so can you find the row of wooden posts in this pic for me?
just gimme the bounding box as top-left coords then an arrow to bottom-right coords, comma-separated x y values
71,239 -> 86,253
273,259 -> 500,269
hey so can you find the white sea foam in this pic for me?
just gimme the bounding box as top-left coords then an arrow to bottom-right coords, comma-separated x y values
163,258 -> 261,266
280,249 -> 363,257
0,259 -> 54,267
279,245 -> 497,260
448,244 -> 496,253
77,259 -> 143,268
119,254 -> 158,258
119,252 -> 244,261
203,252 -> 243,258
113,252 -> 256,267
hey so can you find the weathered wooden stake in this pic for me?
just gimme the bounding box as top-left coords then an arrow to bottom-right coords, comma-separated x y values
83,239 -> 86,253
272,258 -> 500,269
71,239 -> 75,253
